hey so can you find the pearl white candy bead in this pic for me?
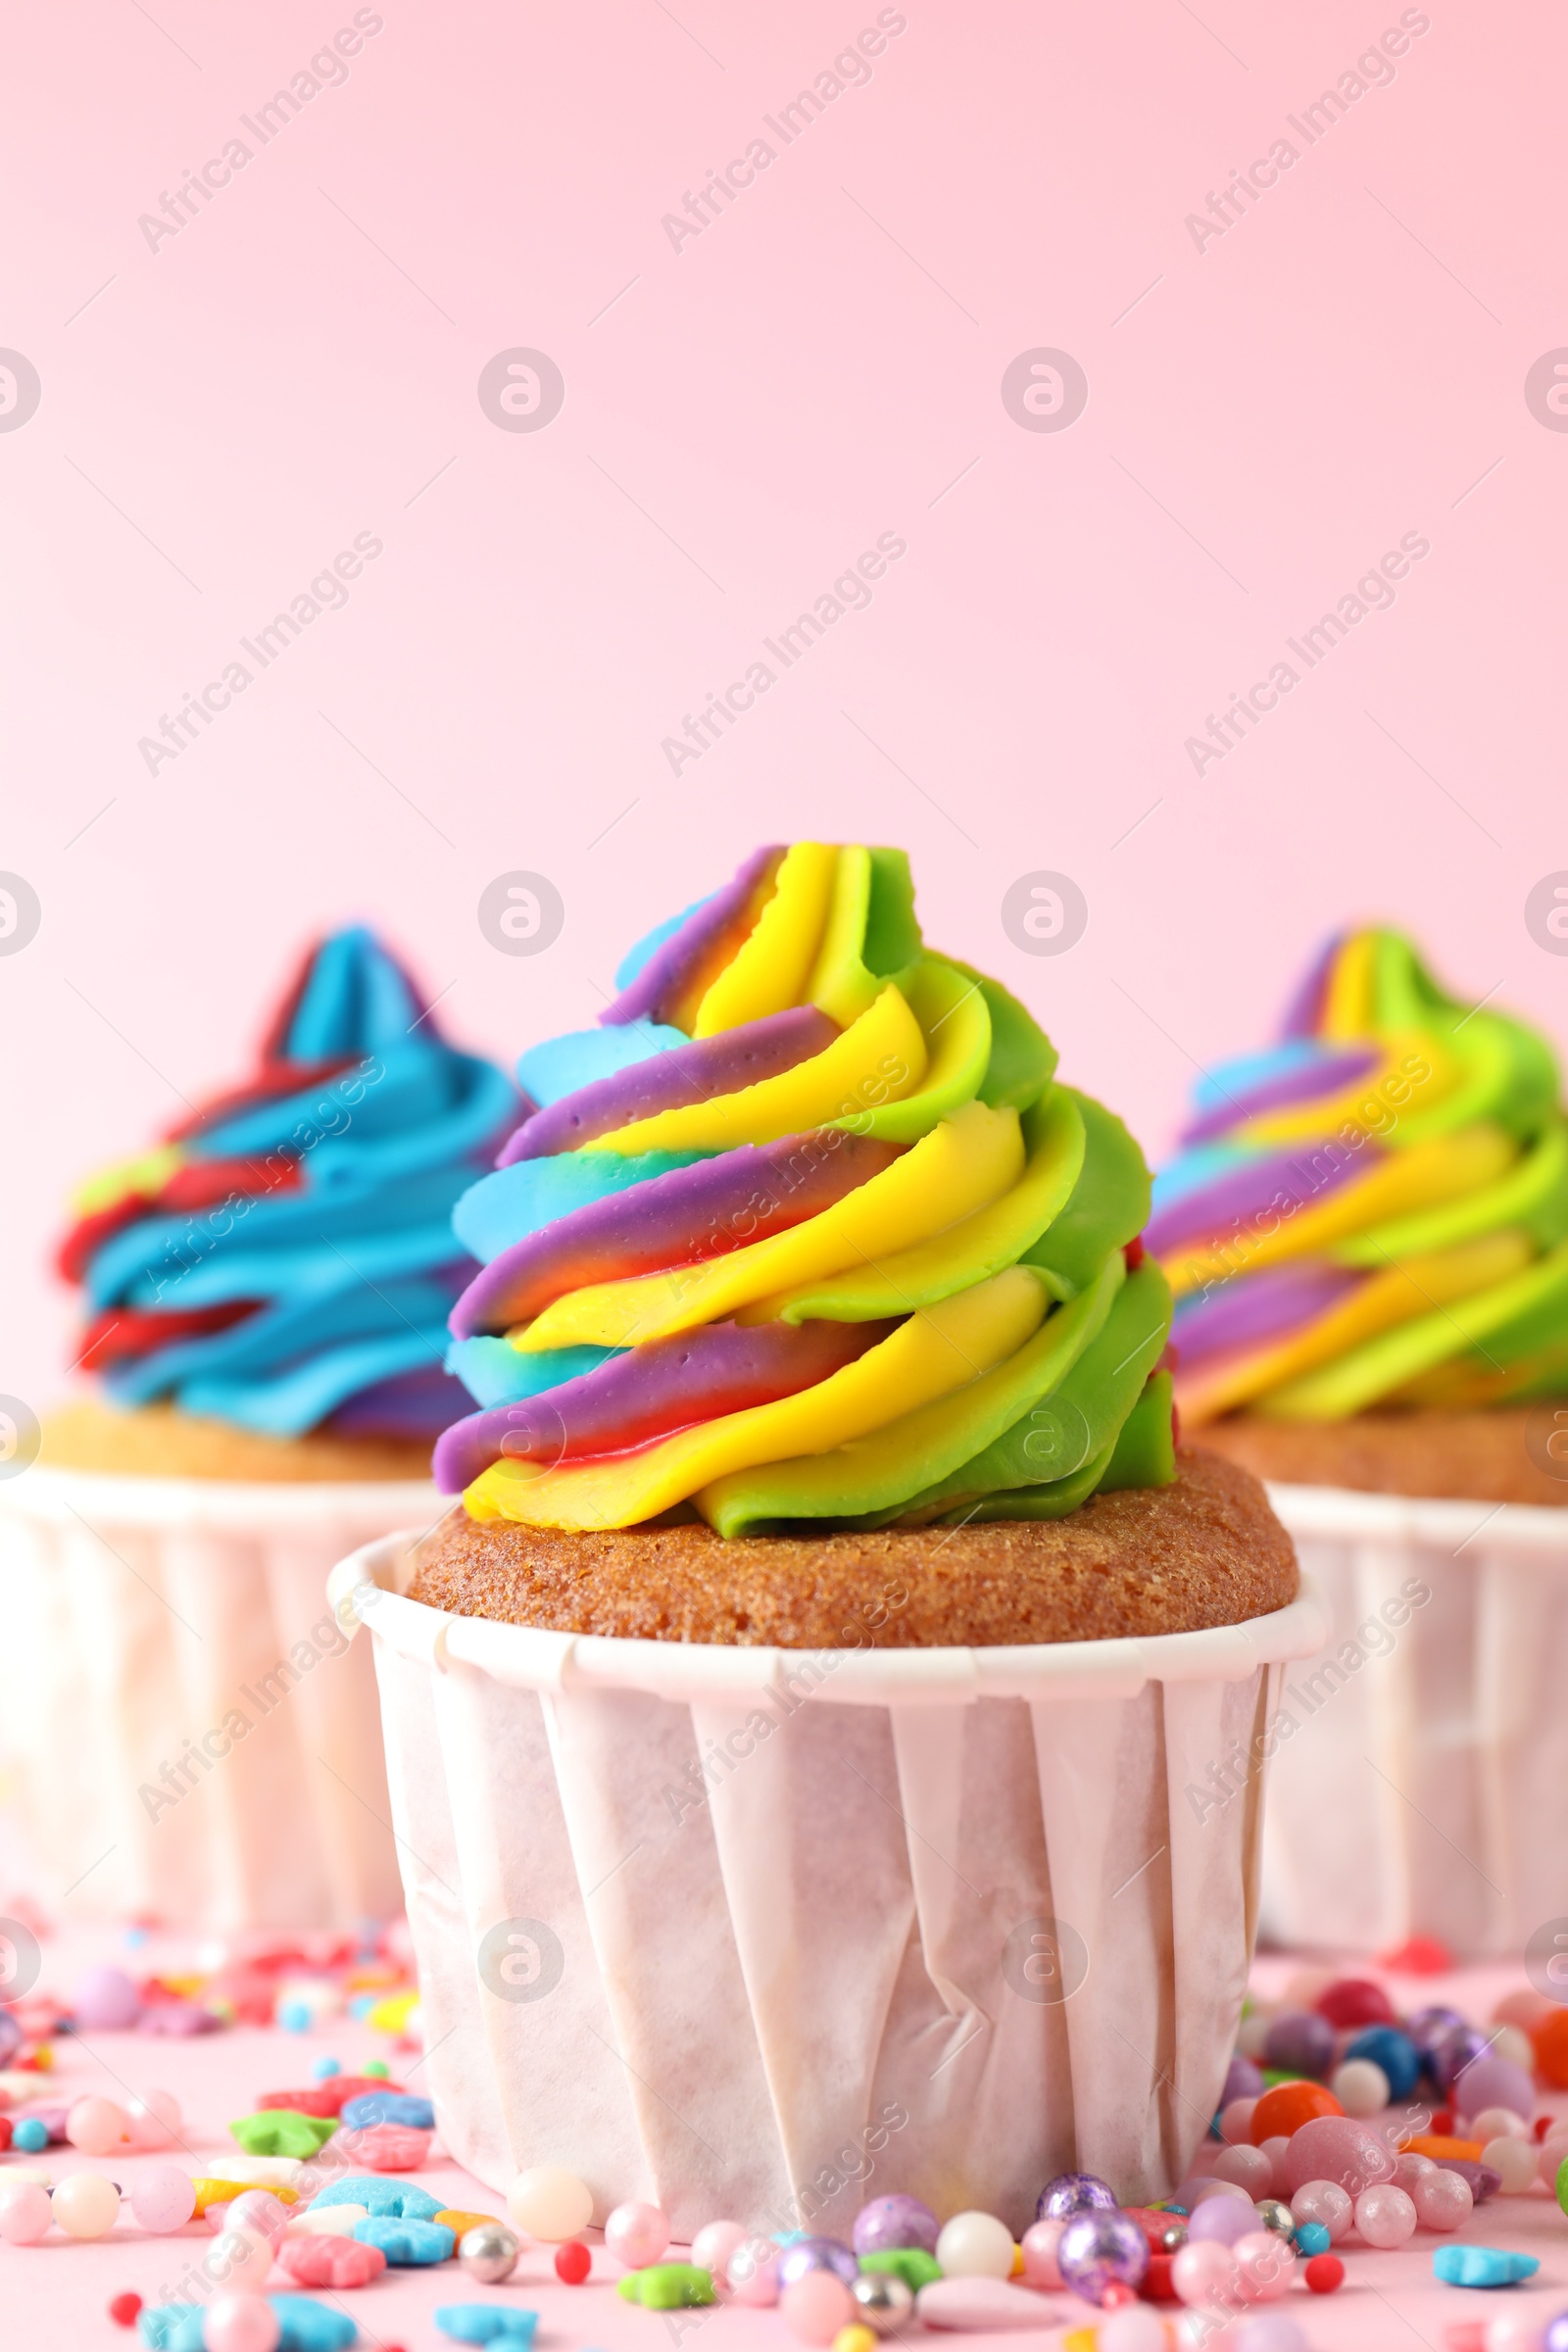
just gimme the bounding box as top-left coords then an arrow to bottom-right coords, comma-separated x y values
507,2166 -> 593,2241
933,2210 -> 1014,2279
1481,2135 -> 1539,2193
1330,2059 -> 1390,2117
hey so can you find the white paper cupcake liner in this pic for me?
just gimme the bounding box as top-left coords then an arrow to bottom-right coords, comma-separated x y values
329,1529 -> 1327,2235
1257,1481 -> 1568,1960
0,1468 -> 437,1932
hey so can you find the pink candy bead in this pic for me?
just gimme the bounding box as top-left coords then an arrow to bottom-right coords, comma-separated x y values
1220,2096 -> 1258,2144
225,2190 -> 290,2248
1484,2317 -> 1547,2352
0,2180 -> 53,2244
1232,2319 -> 1310,2352
127,2088 -> 181,2148
1189,2194 -> 1257,2247
1392,2152 -> 1434,2193
1213,2143 -> 1273,2197
1232,2230 -> 1294,2302
1020,2217 -> 1064,2288
1100,2307 -> 1168,2352
606,2201 -> 669,2271
208,2226 -> 276,2294
1352,2181 -> 1416,2248
67,2095 -> 133,2155
1289,2179 -> 1352,2241
1258,2135 -> 1293,2196
691,2220 -> 747,2288
727,2235 -> 780,2305
130,2166 -> 197,2232
780,2271 -> 854,2343
1171,2238 -> 1241,2309
1411,2165 -> 1472,2231
1282,2116 -> 1394,2196
204,2295 -> 282,2352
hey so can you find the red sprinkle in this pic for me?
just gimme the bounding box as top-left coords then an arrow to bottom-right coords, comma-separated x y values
1537,2115 -> 1555,2142
1123,1236 -> 1146,1271
555,2240 -> 592,2285
1304,2254 -> 1345,2293
1139,2254 -> 1176,2302
1430,2107 -> 1454,2137
1374,1934 -> 1452,1975
0,2118 -> 11,2150
109,2294 -> 143,2328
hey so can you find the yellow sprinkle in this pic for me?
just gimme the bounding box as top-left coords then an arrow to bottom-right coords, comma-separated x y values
1062,2331 -> 1098,2352
191,2178 -> 299,2214
833,2329 -> 878,2352
366,1990 -> 419,2034
1010,2243 -> 1025,2278
29,2048 -> 53,2073
435,2209 -> 500,2237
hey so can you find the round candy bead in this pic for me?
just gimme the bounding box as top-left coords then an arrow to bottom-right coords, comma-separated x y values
52,2173 -> 121,2238
1056,2209 -> 1149,2305
1281,1966 -> 1337,2010
0,2180 -> 53,2243
1406,2002 -> 1466,2060
1101,2307 -> 1167,2352
1221,2055 -> 1264,2108
1289,2180 -> 1352,2242
1315,1978 -> 1396,2030
205,2296 -> 281,2352
225,2190 -> 290,2247
849,2272 -> 914,2335
1484,2320 -> 1548,2352
310,2056 -> 341,2080
1541,2132 -> 1568,2186
126,2089 -> 181,2149
1455,2054 -> 1537,2126
1189,2177 -> 1251,2206
1253,2200 -> 1295,2241
1219,2096 -> 1258,2145
208,2228 -> 275,2294
1235,2011 -> 1274,2062
692,2221 -> 747,2283
1303,2253 -> 1345,2292
1258,2136 -> 1292,2197
1431,2023 -> 1493,2093
606,2202 -> 669,2271
1293,2223 -> 1331,2257
1489,2024 -> 1537,2074
109,2292 -> 143,2327
1281,2116 -> 1395,2196
1392,2152 -> 1435,2192
1330,2059 -> 1390,2118
1188,2197 -> 1256,2247
778,2237 -> 858,2290
1213,2144 -> 1272,2197
1250,2082 -> 1344,2145
727,2237 -> 780,2305
1470,2107 -> 1530,2143
72,1965 -> 142,2031
1343,2026 -> 1421,2103
507,2165 -> 593,2240
935,2210 -> 1014,2280
13,2118 -> 49,2153
832,2328 -> 878,2352
1171,2239 -> 1240,2309
1262,2010 -> 1335,2080
1233,2319 -> 1310,2352
67,2096 -> 133,2156
852,2194 -> 939,2256
1037,2172 -> 1118,2223
130,2166 -> 197,2232
1233,2230 -> 1294,2301
1545,2315 -> 1568,2352
781,2271 -> 854,2344
1412,2166 -> 1473,2230
1020,2216 -> 1064,2287
458,2220 -> 519,2282
555,2240 -> 591,2284
1482,2135 -> 1539,2193
1352,2181 -> 1416,2247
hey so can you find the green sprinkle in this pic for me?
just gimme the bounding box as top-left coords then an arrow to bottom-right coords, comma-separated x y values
616,2266 -> 716,2309
363,2060 -> 391,2080
858,2250 -> 942,2290
228,2109 -> 339,2158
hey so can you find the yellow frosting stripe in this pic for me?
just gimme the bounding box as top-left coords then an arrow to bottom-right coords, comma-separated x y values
73,1143 -> 184,1217
808,846 -> 880,1025
835,957 -> 993,1144
515,1101 -> 1025,1350
1178,1228 -> 1537,1426
1238,1036 -> 1460,1148
1320,931 -> 1378,1039
1163,1125 -> 1517,1298
692,841 -> 838,1038
583,982 -> 927,1158
1257,1233 -> 1568,1419
466,1265 -> 1050,1528
1333,1117 -> 1568,1266
749,1084 -> 1086,1324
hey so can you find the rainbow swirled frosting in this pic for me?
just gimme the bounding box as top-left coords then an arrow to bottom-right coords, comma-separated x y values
60,929 -> 515,1440
437,842 -> 1175,1534
1152,929 -> 1568,1426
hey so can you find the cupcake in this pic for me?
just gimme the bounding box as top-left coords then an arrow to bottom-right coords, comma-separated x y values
0,927 -> 514,1930
329,844 -> 1321,2231
1151,929 -> 1568,1955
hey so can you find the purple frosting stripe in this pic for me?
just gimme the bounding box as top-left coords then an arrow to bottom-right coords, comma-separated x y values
1171,1262 -> 1363,1368
453,1128 -> 902,1338
601,845 -> 783,1028
496,1005 -> 838,1167
433,1315 -> 895,1491
1146,1142 -> 1374,1258
1180,1047 -> 1381,1147
1279,933 -> 1343,1041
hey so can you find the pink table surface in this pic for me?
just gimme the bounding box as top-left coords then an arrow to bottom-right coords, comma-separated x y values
6,1937 -> 1568,2351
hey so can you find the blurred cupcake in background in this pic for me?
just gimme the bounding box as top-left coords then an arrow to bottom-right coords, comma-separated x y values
1152,929 -> 1568,1957
0,927 -> 514,1930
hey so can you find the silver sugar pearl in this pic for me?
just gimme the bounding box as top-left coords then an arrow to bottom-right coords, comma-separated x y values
460,2220 -> 520,2282
1158,2222 -> 1188,2251
1254,2199 -> 1296,2241
850,2272 -> 915,2333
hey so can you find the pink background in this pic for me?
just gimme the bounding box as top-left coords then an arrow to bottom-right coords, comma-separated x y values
5,0 -> 1565,1414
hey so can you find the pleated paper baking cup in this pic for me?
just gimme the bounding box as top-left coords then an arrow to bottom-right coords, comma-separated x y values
0,1469 -> 431,1932
1257,1481 -> 1568,1960
329,1528 -> 1327,2236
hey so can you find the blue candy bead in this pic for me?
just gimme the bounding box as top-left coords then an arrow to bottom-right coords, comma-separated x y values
270,2297 -> 359,2352
12,2118 -> 48,2153
136,2313 -> 203,2351
310,2055 -> 342,2081
1433,2245 -> 1540,2287
339,2090 -> 435,2131
1343,2026 -> 1421,2102
435,2310 -> 541,2345
277,1999 -> 313,2033
312,2174 -> 444,2219
1293,2222 -> 1332,2256
354,2214 -> 456,2265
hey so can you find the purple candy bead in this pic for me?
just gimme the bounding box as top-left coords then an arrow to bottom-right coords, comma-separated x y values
775,2236 -> 858,2290
1405,2004 -> 1466,2062
852,2196 -> 940,2258
1056,2209 -> 1150,2306
1221,2054 -> 1265,2107
1544,2313 -> 1568,2352
1428,2023 -> 1492,2093
1262,2009 -> 1335,2080
1188,2196 -> 1257,2247
1434,2158 -> 1501,2203
1452,2052 -> 1535,2125
1038,2173 -> 1119,2224
70,1964 -> 142,2031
